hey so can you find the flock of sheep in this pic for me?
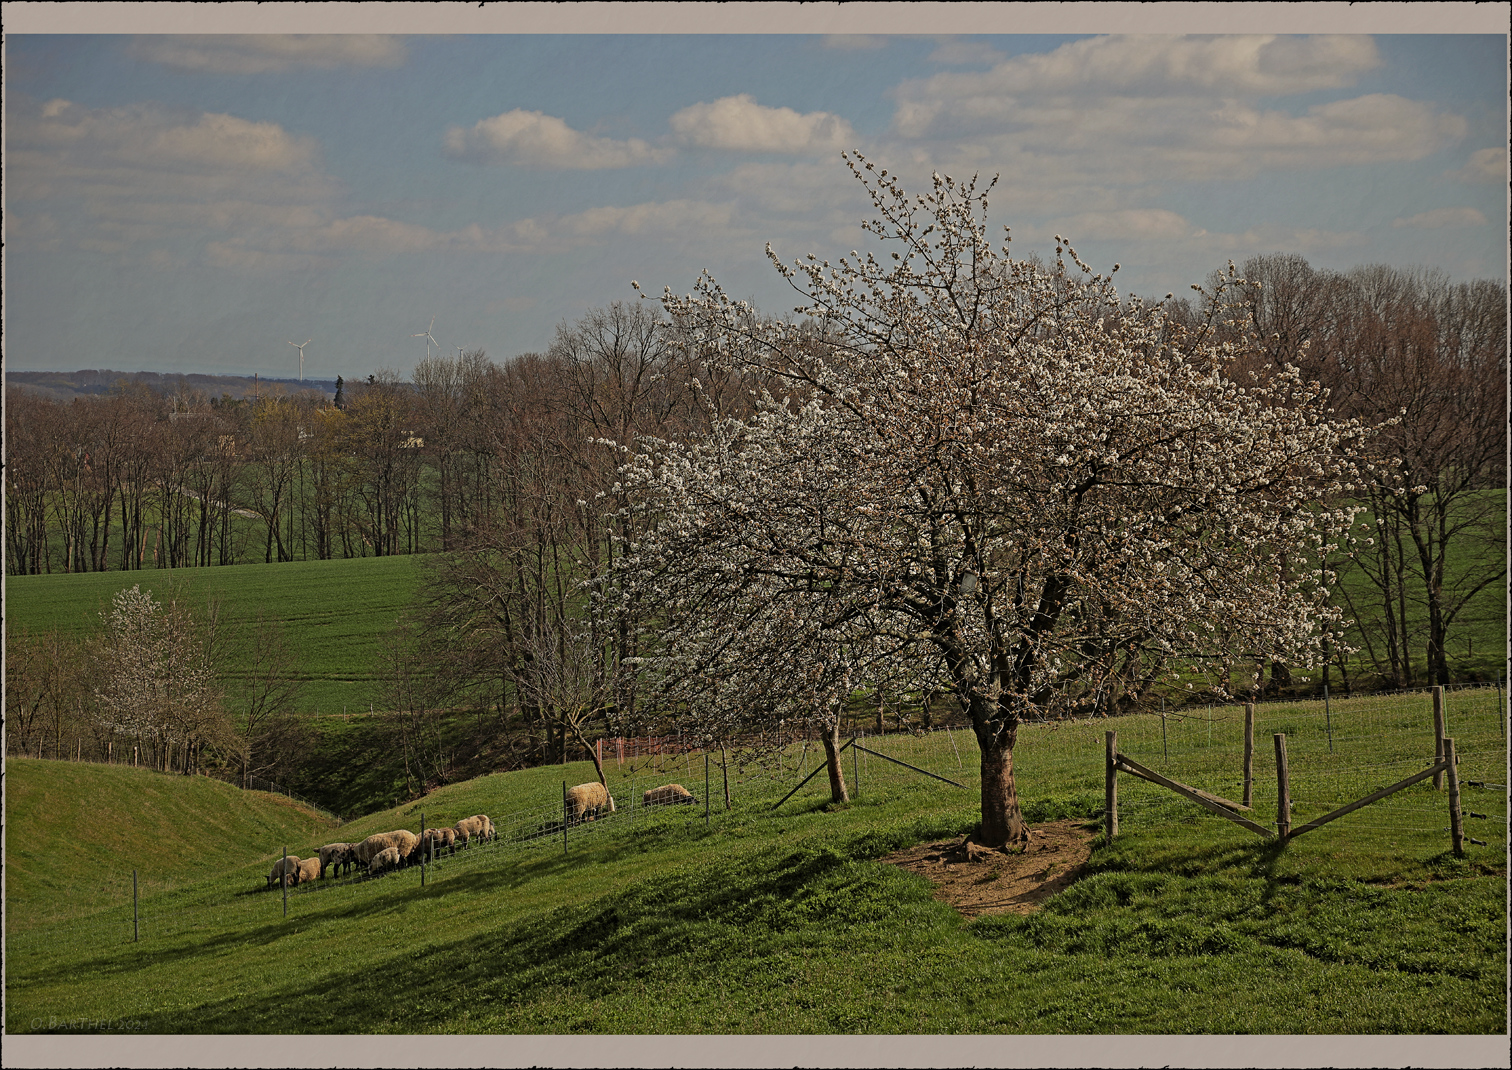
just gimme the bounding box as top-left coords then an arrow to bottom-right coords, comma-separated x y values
263,782 -> 697,891
264,814 -> 495,890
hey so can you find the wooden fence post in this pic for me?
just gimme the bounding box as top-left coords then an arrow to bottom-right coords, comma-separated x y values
1274,734 -> 1291,841
1445,737 -> 1464,858
1243,703 -> 1255,808
1432,687 -> 1446,790
1104,731 -> 1118,840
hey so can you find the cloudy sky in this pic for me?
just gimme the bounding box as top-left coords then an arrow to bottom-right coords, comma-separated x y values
4,5 -> 1506,382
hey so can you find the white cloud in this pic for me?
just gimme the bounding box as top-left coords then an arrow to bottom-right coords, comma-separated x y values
1050,209 -> 1193,243
926,38 -> 1006,67
888,34 -> 1427,184
443,109 -> 670,169
11,99 -> 322,179
1392,207 -> 1490,230
128,35 -> 407,74
670,94 -> 856,155
886,90 -> 1462,184
716,160 -> 870,215
557,199 -> 739,239
1444,147 -> 1507,184
896,35 -> 1380,134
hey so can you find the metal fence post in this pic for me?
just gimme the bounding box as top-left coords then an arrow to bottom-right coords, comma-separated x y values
705,754 -> 710,827
1104,731 -> 1118,840
1243,703 -> 1255,809
282,844 -> 289,917
562,781 -> 569,854
1324,684 -> 1333,754
1432,686 -> 1446,791
420,813 -> 426,887
1445,737 -> 1464,858
1274,735 -> 1290,841
133,869 -> 139,943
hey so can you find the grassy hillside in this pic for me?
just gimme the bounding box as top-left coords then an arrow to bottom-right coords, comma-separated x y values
5,758 -> 336,928
6,698 -> 1505,1036
5,554 -> 423,715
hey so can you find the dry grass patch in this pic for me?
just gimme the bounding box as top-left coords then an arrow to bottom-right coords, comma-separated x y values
880,818 -> 1096,919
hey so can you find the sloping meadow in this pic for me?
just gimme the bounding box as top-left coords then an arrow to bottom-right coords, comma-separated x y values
5,710 -> 1506,1035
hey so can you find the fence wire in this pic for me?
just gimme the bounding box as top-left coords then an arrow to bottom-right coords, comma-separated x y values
11,685 -> 1504,956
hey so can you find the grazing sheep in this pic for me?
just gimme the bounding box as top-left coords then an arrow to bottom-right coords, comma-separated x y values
368,845 -> 401,877
407,827 -> 454,865
453,815 -> 484,846
354,830 -> 419,871
317,843 -> 355,879
565,782 -> 615,826
643,783 -> 698,808
464,814 -> 495,843
265,855 -> 300,891
417,826 -> 455,857
290,857 -> 322,886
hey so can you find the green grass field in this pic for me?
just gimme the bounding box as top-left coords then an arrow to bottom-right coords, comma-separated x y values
6,689 -> 1505,1036
5,554 -> 423,715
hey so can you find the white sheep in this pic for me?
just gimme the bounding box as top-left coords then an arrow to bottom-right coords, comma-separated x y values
643,783 -> 697,808
265,855 -> 300,891
368,845 -> 401,877
290,857 -> 322,886
565,782 -> 615,826
354,830 -> 419,871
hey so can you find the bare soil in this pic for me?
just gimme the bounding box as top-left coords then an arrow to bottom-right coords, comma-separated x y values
879,818 -> 1096,919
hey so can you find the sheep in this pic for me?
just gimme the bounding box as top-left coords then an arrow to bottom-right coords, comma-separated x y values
418,826 -> 456,856
368,845 -> 401,877
453,815 -> 486,847
290,857 -> 322,886
265,855 -> 300,891
317,842 -> 355,879
407,826 -> 456,866
565,782 -> 615,826
353,830 -> 419,871
643,783 -> 698,808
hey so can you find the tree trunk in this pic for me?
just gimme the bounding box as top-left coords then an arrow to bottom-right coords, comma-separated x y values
975,725 -> 1029,849
820,716 -> 849,804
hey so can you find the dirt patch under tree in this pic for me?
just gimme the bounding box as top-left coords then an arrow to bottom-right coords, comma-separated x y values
879,818 -> 1097,919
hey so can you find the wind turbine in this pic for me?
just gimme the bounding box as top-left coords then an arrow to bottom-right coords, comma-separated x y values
287,339 -> 310,382
412,315 -> 438,360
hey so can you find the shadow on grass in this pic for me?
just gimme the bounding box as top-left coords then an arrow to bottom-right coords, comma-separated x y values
26,816 -> 978,1034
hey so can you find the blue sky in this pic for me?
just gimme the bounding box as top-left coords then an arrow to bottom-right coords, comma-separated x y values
4,5 -> 1507,382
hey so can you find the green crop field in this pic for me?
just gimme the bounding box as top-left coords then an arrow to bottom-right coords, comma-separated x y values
6,688 -> 1505,1039
5,554 -> 424,715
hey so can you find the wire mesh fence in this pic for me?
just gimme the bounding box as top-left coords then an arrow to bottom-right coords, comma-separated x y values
12,684 -> 1503,955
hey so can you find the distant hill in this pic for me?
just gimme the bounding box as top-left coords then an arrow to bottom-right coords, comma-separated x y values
5,369 -> 338,404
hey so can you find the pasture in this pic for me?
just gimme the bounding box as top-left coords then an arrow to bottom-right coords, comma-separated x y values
4,554 -> 423,715
6,687 -> 1505,1036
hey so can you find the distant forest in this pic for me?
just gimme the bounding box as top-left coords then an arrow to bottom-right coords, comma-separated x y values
6,368 -> 336,404
5,254 -> 1507,693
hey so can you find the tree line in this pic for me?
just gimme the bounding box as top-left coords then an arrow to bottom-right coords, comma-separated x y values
5,242 -> 1504,815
